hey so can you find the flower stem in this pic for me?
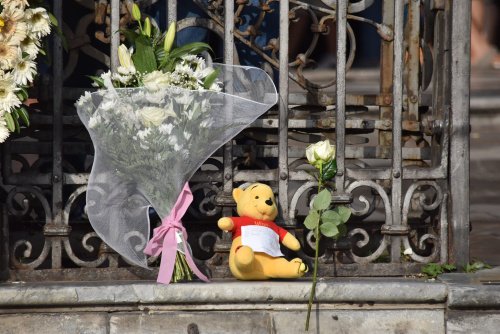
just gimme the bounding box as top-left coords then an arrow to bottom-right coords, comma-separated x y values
305,168 -> 324,331
305,227 -> 320,331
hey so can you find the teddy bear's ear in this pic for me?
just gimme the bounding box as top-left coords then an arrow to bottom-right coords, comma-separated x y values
233,188 -> 243,203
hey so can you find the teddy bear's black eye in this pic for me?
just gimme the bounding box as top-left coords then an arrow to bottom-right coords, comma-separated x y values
255,196 -> 259,199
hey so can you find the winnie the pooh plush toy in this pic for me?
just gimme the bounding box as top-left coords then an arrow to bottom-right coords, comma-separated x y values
218,183 -> 308,280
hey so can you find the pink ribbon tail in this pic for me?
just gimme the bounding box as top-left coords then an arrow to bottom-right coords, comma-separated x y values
143,183 -> 211,284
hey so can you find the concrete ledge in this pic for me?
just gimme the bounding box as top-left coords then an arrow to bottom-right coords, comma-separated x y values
0,278 -> 447,309
439,267 -> 500,309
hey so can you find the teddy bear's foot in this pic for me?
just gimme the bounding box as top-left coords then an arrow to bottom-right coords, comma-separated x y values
291,258 -> 307,277
234,245 -> 255,272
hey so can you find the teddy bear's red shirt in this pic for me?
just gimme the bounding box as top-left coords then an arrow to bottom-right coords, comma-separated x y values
230,216 -> 288,242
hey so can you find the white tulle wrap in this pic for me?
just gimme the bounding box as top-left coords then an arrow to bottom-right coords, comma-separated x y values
76,64 -> 278,268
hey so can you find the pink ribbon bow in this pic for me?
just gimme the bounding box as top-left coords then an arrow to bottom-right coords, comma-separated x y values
143,183 -> 211,284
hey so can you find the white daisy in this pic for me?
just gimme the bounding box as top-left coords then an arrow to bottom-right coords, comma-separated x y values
0,118 -> 10,143
88,113 -> 102,129
137,128 -> 151,140
20,35 -> 41,56
0,38 -> 20,70
0,71 -> 21,112
25,7 -> 51,39
12,54 -> 37,85
158,123 -> 173,135
100,98 -> 116,111
0,6 -> 27,45
0,0 -> 29,10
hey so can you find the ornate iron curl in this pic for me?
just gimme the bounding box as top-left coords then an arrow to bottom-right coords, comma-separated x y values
7,187 -> 52,269
401,181 -> 444,263
344,180 -> 392,264
62,185 -> 108,267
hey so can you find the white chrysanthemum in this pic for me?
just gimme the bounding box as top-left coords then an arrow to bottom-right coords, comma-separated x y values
173,143 -> 182,151
0,71 -> 21,112
88,113 -> 102,129
25,7 -> 51,39
12,54 -> 37,85
137,128 -> 151,140
117,65 -> 136,76
158,123 -> 173,135
0,0 -> 29,10
183,131 -> 191,141
0,6 -> 28,45
100,99 -> 116,111
145,90 -> 166,104
19,34 -> 41,56
0,38 -> 20,70
0,118 -> 10,143
168,135 -> 177,146
111,72 -> 133,86
200,118 -> 214,128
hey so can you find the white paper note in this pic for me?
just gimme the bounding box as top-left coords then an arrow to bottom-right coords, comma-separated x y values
241,225 -> 284,257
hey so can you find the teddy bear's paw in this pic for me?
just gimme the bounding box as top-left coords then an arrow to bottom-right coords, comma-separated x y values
234,245 -> 255,272
217,217 -> 234,231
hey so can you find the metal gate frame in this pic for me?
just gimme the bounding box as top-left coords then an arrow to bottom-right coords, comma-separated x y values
0,0 -> 470,281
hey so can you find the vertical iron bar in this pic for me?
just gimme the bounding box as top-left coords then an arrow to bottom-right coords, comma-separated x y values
222,0 -> 235,217
449,0 -> 470,266
335,0 -> 347,193
379,0 -> 395,148
407,0 -> 421,119
167,0 -> 177,32
110,0 -> 120,71
391,0 -> 405,263
51,0 -> 63,269
0,205 -> 9,281
278,0 -> 290,223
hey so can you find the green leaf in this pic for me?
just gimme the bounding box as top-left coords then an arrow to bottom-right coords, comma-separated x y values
304,210 -> 320,230
322,158 -> 337,181
320,222 -> 339,238
321,210 -> 341,224
334,223 -> 347,240
334,206 -> 351,223
17,107 -> 30,127
169,42 -> 212,59
11,110 -> 20,133
202,67 -> 221,89
51,24 -> 68,51
313,189 -> 331,211
132,34 -> 157,74
119,29 -> 141,45
87,75 -> 106,88
4,112 -> 15,132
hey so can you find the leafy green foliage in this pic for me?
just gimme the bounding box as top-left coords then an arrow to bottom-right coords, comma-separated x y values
313,189 -> 331,211
421,263 -> 456,279
322,159 -> 337,181
463,259 -> 492,273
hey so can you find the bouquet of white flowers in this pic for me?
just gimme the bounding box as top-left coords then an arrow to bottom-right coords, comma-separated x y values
76,5 -> 277,283
0,0 -> 62,142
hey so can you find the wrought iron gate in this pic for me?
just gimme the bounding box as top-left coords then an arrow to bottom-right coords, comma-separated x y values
0,0 -> 471,281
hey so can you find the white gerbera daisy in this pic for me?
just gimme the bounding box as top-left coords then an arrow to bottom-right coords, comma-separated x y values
0,0 -> 29,10
0,38 -> 19,70
12,54 -> 37,85
0,6 -> 27,45
25,7 -> 51,39
0,118 -> 10,143
20,35 -> 40,56
0,71 -> 21,112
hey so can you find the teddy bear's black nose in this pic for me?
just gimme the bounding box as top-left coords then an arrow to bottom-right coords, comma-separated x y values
265,198 -> 273,206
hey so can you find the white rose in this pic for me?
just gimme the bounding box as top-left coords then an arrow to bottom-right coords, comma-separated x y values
139,106 -> 173,127
305,140 -> 335,166
142,71 -> 170,92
